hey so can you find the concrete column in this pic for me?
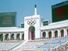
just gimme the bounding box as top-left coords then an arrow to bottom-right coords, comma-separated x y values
51,30 -> 55,38
14,33 -> 17,40
64,29 -> 67,37
20,33 -> 22,40
3,33 -> 5,41
8,33 -> 11,40
40,32 -> 43,38
58,30 -> 61,37
46,31 -> 48,38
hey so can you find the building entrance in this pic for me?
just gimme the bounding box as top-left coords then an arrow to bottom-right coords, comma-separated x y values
28,26 -> 35,40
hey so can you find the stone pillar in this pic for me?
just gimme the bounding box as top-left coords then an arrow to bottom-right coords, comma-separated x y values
3,33 -> 5,41
51,30 -> 55,38
40,31 -> 43,38
64,29 -> 67,37
14,33 -> 17,40
8,33 -> 11,40
58,30 -> 61,37
20,33 -> 22,40
46,31 -> 48,38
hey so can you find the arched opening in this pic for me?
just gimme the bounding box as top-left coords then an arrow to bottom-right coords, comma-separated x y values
42,32 -> 46,38
11,34 -> 14,40
17,34 -> 20,40
22,34 -> 24,40
28,26 -> 35,40
48,31 -> 52,38
67,29 -> 68,36
5,34 -> 8,40
0,34 -> 3,41
61,30 -> 64,37
55,31 -> 58,38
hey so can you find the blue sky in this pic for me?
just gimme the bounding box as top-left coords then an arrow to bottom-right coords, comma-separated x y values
0,0 -> 66,27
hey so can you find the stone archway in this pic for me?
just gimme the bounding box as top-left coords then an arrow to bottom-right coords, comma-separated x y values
5,34 -> 8,40
61,29 -> 64,37
11,34 -> 14,40
0,34 -> 3,41
22,34 -> 24,40
42,32 -> 46,38
17,34 -> 20,40
28,26 -> 35,40
55,31 -> 58,38
67,29 -> 68,36
48,31 -> 52,38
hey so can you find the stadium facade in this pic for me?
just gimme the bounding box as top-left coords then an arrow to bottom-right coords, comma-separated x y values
0,1 -> 68,51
